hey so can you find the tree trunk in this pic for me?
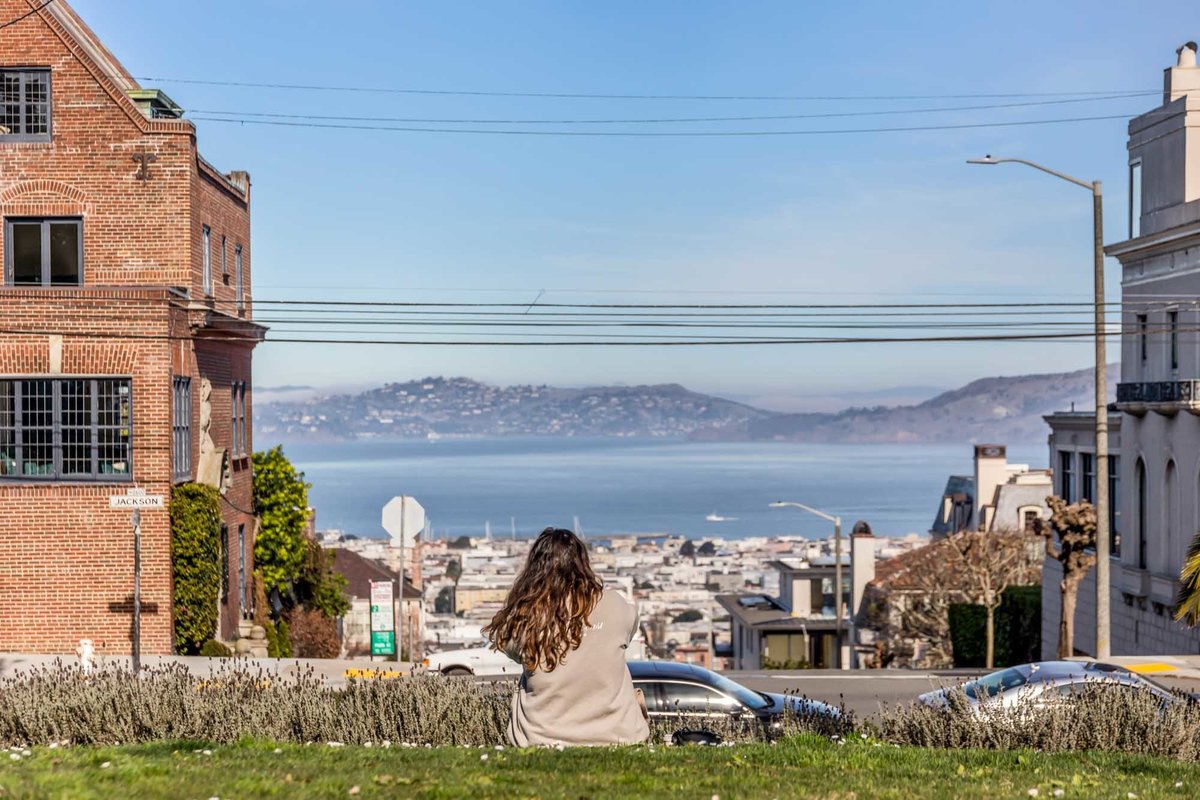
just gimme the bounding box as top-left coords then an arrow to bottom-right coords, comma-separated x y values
1059,579 -> 1076,659
985,605 -> 996,669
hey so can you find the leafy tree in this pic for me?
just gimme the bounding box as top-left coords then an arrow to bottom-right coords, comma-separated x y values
295,537 -> 351,619
449,535 -> 473,550
445,558 -> 462,585
435,586 -> 455,614
697,541 -> 717,557
1176,535 -> 1200,626
672,609 -> 703,623
252,446 -> 311,593
946,530 -> 1041,669
170,484 -> 223,654
679,540 -> 696,558
1033,497 -> 1097,658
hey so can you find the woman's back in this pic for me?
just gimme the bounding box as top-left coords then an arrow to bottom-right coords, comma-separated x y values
508,589 -> 649,746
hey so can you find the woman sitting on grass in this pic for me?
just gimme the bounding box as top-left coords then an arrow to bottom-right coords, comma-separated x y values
484,527 -> 650,747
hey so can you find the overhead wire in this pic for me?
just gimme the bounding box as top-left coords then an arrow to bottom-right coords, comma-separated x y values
0,0 -> 54,31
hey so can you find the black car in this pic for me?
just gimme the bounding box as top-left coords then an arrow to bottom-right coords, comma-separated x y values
627,661 -> 840,737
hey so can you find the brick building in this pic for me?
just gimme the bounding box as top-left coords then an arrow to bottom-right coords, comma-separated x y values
0,0 -> 264,653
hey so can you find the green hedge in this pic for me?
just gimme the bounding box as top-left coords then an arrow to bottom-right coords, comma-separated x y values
949,586 -> 1041,668
171,483 -> 223,655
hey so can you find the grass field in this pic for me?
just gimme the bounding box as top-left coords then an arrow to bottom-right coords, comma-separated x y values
0,736 -> 1195,799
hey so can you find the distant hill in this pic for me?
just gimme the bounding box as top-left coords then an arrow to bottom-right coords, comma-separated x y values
256,368 -> 1113,444
742,366 -> 1116,444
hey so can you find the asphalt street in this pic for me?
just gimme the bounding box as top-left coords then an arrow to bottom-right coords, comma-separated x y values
728,669 -> 980,718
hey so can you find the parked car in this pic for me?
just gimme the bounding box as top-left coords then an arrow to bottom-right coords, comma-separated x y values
628,660 -> 840,736
422,645 -> 520,677
917,660 -> 1175,715
423,634 -> 648,677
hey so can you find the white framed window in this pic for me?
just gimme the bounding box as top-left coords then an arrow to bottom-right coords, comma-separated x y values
1129,160 -> 1142,238
235,244 -> 244,313
202,225 -> 212,295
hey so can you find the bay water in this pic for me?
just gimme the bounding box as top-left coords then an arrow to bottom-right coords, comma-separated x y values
278,437 -> 1047,542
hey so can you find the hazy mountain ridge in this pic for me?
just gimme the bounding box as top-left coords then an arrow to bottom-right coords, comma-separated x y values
256,368 -> 1112,444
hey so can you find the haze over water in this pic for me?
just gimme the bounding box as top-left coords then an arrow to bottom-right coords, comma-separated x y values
281,438 -> 1046,542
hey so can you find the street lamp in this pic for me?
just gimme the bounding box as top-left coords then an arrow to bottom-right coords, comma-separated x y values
769,501 -> 845,669
967,155 -> 1111,659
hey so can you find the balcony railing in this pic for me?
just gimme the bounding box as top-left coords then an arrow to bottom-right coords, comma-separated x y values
1115,380 -> 1200,415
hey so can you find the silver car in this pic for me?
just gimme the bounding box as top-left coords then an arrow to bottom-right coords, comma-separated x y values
917,660 -> 1175,715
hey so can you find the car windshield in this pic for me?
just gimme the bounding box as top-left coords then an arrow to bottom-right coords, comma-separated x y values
703,672 -> 771,710
962,667 -> 1028,700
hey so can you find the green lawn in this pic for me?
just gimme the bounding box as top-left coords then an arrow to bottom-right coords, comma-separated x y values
0,736 -> 1195,799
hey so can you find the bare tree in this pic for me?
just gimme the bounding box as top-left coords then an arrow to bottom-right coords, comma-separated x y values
1033,497 -> 1097,659
946,530 -> 1042,668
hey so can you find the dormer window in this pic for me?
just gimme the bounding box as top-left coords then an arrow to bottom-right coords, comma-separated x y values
0,69 -> 51,143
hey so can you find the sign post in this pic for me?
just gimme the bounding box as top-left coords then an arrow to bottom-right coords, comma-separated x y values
369,580 -> 396,659
382,496 -> 425,663
109,488 -> 163,673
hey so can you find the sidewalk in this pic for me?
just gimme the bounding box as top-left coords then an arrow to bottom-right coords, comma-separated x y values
0,653 -> 417,686
1088,654 -> 1200,683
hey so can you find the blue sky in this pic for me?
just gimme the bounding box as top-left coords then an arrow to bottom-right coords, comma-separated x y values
72,0 -> 1198,409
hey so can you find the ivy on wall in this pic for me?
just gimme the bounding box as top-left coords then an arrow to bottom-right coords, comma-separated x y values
171,483 -> 223,655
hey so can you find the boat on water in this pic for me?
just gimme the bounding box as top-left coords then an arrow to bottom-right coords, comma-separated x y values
706,511 -> 737,522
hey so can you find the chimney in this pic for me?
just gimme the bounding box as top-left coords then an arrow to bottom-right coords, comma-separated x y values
849,520 -> 875,624
973,445 -> 1008,531
1165,41 -> 1200,104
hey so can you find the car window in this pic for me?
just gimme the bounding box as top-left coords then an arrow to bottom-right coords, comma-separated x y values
964,667 -> 1028,700
660,681 -> 740,714
633,681 -> 663,712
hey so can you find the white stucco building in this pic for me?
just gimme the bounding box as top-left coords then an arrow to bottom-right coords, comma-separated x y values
1043,42 -> 1200,657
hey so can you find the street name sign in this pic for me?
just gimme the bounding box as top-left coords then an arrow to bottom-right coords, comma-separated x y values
109,488 -> 165,509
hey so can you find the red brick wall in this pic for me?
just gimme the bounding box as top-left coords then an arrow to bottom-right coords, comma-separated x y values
0,1 -> 259,654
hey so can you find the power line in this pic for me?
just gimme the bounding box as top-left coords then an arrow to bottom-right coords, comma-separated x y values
187,92 -> 1154,126
137,74 -> 1157,102
189,111 -> 1139,137
0,0 -> 54,31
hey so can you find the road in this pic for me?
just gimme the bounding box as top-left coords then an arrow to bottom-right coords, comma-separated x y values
728,669 -> 981,718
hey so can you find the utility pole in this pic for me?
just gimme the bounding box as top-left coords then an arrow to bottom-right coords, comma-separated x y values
833,515 -> 844,670
131,508 -> 142,673
967,156 -> 1110,658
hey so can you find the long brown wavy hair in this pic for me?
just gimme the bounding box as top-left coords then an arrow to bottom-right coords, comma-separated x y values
483,527 -> 604,673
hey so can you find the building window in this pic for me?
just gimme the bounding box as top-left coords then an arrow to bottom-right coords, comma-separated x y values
4,218 -> 82,286
0,377 -> 131,480
202,225 -> 212,295
220,523 -> 230,604
172,376 -> 192,482
1129,160 -> 1142,238
235,245 -> 244,313
220,235 -> 228,283
1080,452 -> 1095,503
1022,508 -> 1040,532
0,69 -> 51,143
1059,451 -> 1074,503
231,381 -> 248,458
237,523 -> 247,616
1137,314 -> 1148,364
1169,310 -> 1179,371
1136,459 -> 1147,570
1109,455 -> 1120,557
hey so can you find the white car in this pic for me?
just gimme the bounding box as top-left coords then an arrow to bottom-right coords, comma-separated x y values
423,634 -> 648,677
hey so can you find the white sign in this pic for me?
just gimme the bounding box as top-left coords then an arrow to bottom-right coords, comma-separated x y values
109,492 -> 165,509
370,580 -> 395,631
382,496 -> 425,548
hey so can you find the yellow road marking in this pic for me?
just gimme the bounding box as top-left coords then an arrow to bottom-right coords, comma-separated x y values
1126,663 -> 1178,674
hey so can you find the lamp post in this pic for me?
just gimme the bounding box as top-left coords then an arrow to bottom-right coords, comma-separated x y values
769,501 -> 845,669
966,155 -> 1110,659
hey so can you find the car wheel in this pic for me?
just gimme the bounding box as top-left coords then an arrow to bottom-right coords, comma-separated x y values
442,667 -> 472,677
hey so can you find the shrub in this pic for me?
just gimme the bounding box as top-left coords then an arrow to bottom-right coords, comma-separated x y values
0,663 -> 511,747
276,619 -> 293,658
874,684 -> 1200,761
949,586 -> 1042,668
198,640 -> 232,658
252,446 -> 311,593
171,484 -> 223,655
672,609 -> 703,623
289,607 -> 340,659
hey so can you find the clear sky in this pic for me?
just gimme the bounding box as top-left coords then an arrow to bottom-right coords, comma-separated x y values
70,0 -> 1199,409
